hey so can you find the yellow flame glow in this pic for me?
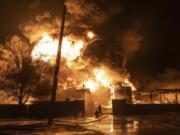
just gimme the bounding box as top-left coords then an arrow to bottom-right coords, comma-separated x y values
94,69 -> 112,88
122,78 -> 136,91
84,79 -> 99,92
62,40 -> 84,61
31,35 -> 58,64
31,34 -> 84,64
31,33 -> 136,99
87,31 -> 95,39
83,68 -> 113,93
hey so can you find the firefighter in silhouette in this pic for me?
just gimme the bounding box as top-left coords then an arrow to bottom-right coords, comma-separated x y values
150,92 -> 153,103
98,105 -> 102,115
95,105 -> 102,118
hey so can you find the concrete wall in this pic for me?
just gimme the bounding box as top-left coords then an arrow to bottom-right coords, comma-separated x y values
112,99 -> 180,115
0,100 -> 84,118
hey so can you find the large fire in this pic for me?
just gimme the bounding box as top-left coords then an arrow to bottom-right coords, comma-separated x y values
83,69 -> 112,91
31,34 -> 84,64
31,32 -> 136,99
84,79 -> 99,92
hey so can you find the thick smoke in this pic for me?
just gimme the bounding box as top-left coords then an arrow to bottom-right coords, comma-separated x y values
0,0 -> 142,108
120,29 -> 142,70
146,68 -> 180,89
66,0 -> 122,26
19,0 -> 123,43
19,13 -> 60,43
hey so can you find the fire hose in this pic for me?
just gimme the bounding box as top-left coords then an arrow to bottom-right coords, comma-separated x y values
55,114 -> 109,125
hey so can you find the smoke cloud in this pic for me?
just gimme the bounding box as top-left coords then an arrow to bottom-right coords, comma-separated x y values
0,0 -> 142,107
147,68 -> 180,89
66,0 -> 122,25
120,29 -> 142,69
122,30 -> 142,56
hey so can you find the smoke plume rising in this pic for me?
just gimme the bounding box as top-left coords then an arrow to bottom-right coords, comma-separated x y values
147,68 -> 180,89
0,0 -> 142,107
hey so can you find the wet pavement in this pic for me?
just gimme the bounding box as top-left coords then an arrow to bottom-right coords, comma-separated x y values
0,114 -> 180,135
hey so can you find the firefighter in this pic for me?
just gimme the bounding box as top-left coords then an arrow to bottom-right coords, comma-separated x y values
98,105 -> 102,115
95,105 -> 102,118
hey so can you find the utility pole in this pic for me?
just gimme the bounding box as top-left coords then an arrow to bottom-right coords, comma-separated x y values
48,2 -> 66,125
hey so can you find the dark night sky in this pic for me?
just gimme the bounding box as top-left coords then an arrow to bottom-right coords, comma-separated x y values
0,0 -> 180,78
122,0 -> 180,75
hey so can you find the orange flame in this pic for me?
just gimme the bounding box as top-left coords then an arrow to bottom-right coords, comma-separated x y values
122,78 -> 136,91
83,68 -> 114,93
94,69 -> 112,88
86,31 -> 95,39
31,34 -> 84,64
31,33 -> 136,101
84,79 -> 99,92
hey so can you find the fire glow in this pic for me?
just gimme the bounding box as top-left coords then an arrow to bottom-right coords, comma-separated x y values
31,34 -> 84,64
86,31 -> 95,39
31,33 -> 136,96
83,69 -> 113,92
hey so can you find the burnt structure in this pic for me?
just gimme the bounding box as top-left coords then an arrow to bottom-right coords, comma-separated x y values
112,87 -> 180,115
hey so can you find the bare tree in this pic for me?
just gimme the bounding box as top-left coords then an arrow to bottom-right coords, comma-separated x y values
3,58 -> 41,105
0,36 -> 50,105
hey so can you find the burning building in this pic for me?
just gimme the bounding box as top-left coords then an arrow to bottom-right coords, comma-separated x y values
30,33 -> 137,113
0,0 -> 140,116
0,0 -> 180,118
